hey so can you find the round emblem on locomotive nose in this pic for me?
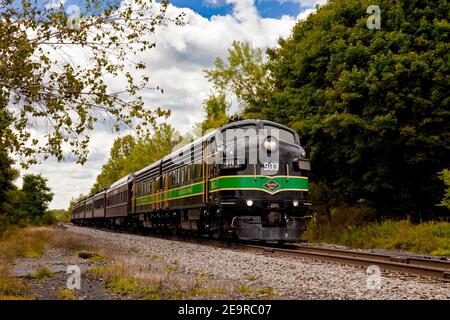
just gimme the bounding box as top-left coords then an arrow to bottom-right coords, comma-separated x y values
263,180 -> 280,192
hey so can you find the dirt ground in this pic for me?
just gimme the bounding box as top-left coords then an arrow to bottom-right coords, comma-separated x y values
11,247 -> 121,300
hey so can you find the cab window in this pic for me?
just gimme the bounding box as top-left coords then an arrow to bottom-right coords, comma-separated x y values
264,125 -> 295,143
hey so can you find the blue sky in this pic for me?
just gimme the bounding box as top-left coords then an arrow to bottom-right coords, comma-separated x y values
32,0 -> 315,19
169,0 -> 305,19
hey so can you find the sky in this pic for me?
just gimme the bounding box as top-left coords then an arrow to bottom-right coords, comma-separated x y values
23,0 -> 327,209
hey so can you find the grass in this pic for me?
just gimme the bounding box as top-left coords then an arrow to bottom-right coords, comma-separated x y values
0,227 -> 52,260
0,226 -> 94,261
167,260 -> 180,272
0,266 -> 28,298
57,288 -> 76,300
26,267 -> 53,281
0,226 -> 99,300
88,258 -> 231,300
105,276 -> 142,295
253,287 -> 276,297
235,284 -> 277,298
88,254 -> 107,262
235,284 -> 252,296
306,219 -> 450,256
244,274 -> 257,281
47,231 -> 94,252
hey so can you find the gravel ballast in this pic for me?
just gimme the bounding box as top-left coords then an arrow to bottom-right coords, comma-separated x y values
66,225 -> 450,300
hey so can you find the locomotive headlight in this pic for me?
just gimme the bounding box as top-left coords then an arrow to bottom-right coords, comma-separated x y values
263,137 -> 278,151
297,159 -> 311,171
246,200 -> 254,207
299,147 -> 306,158
292,200 -> 299,207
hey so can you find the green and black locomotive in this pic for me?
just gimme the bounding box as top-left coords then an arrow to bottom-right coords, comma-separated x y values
72,119 -> 311,242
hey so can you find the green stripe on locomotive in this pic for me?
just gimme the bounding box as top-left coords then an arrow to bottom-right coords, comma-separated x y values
135,175 -> 309,205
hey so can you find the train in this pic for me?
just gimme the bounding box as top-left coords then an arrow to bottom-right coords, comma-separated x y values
71,119 -> 312,242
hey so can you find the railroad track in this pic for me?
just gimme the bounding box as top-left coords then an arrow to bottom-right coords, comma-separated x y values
216,241 -> 450,282
63,223 -> 450,282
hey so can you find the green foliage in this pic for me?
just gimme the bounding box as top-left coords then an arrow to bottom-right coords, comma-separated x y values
306,219 -> 450,256
90,124 -> 179,194
219,0 -> 450,216
105,276 -> 141,295
90,135 -> 136,194
17,174 -> 54,225
0,149 -> 19,233
0,0 -> 182,167
205,41 -> 271,116
48,209 -> 70,222
57,288 -> 76,300
0,266 -> 27,298
194,93 -> 230,134
438,169 -> 450,210
27,267 -> 53,281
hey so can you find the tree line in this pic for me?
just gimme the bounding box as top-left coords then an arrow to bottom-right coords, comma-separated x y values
0,148 -> 54,234
203,0 -> 450,219
0,0 -> 179,232
86,0 -> 449,221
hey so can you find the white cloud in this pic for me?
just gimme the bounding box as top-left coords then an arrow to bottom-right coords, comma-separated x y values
24,0 -> 318,209
297,8 -> 316,20
276,0 -> 327,6
44,0 -> 66,10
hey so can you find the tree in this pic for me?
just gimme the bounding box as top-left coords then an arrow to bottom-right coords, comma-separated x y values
90,124 -> 179,194
121,123 -> 179,175
262,0 -> 450,216
194,93 -> 230,135
67,193 -> 87,221
205,41 -> 271,117
0,0 -> 183,167
18,174 -> 54,224
0,148 -> 19,231
438,169 -> 450,211
90,134 -> 136,194
205,1 -> 450,216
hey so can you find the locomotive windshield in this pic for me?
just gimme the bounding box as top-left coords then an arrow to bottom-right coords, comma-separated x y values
263,125 -> 295,143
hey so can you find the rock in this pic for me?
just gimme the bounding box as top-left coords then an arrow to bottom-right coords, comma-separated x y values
78,251 -> 100,259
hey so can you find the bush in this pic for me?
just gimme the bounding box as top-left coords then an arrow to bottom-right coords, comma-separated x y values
438,169 -> 450,210
330,206 -> 377,229
35,212 -> 57,226
305,218 -> 450,256
0,266 -> 27,298
306,206 -> 377,242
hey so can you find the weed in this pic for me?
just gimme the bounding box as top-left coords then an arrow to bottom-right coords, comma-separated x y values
235,284 -> 252,296
167,261 -> 180,272
0,266 -> 27,297
244,274 -> 257,281
87,265 -> 106,278
253,287 -> 276,297
209,288 -> 226,294
105,276 -> 141,295
26,267 -> 53,281
88,254 -> 107,262
306,219 -> 450,256
189,287 -> 209,296
169,290 -> 185,299
0,227 -> 52,259
57,288 -> 76,300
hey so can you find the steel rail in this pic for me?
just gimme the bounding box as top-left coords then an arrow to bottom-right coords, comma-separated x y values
214,242 -> 450,282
